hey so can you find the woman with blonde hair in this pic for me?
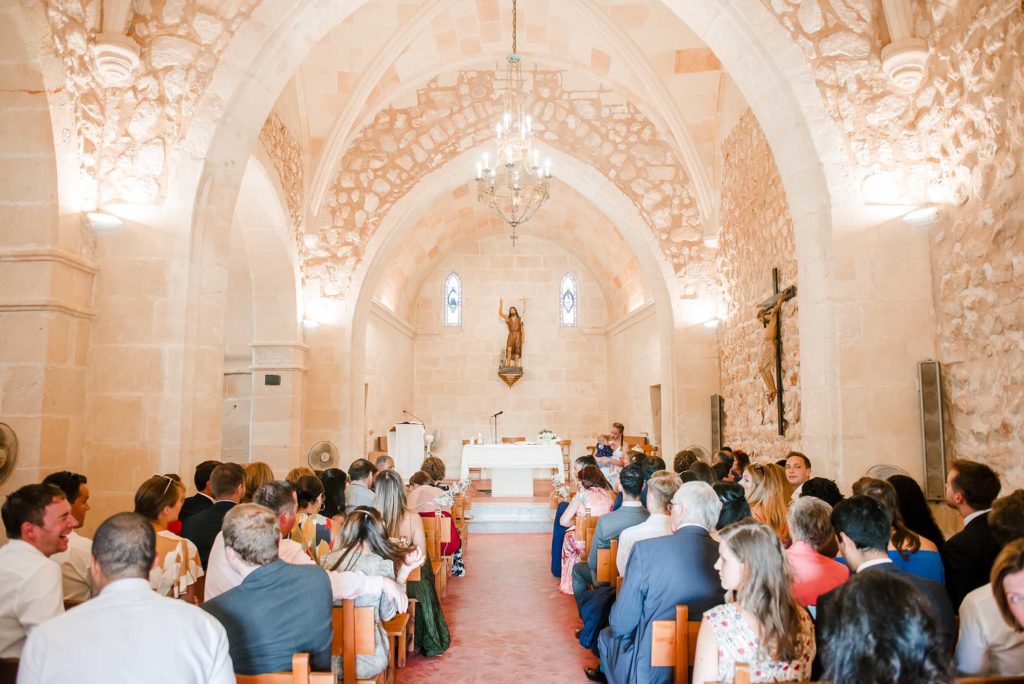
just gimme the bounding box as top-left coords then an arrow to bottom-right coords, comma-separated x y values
373,469 -> 450,656
133,474 -> 203,602
243,461 -> 274,503
741,462 -> 793,545
286,466 -> 316,484
693,521 -> 815,683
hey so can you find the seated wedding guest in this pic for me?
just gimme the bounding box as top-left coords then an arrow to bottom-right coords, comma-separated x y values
346,459 -> 378,512
785,451 -> 812,499
560,465 -> 615,595
688,462 -> 718,486
19,512 -> 233,683
591,481 -> 723,683
616,471 -> 679,575
134,474 -> 203,600
204,481 -> 409,607
611,454 -> 660,511
182,463 -> 245,570
0,484 -> 74,658
375,469 -> 450,656
242,461 -> 274,503
374,454 -> 394,471
853,476 -> 943,583
291,475 -> 332,563
712,482 -> 751,532
408,471 -> 464,576
179,460 -> 221,521
572,464 -> 648,609
786,496 -> 849,607
421,456 -> 447,485
993,539 -> 1024,631
552,455 -> 598,578
321,468 -> 348,547
712,450 -> 733,482
672,449 -> 699,475
201,505 -> 331,676
943,459 -> 1002,608
819,571 -> 954,684
692,521 -> 815,684
323,508 -> 425,680
800,476 -> 844,507
594,422 -> 627,486
818,496 -> 955,657
888,473 -> 945,552
728,451 -> 750,482
286,466 -> 316,484
741,462 -> 793,544
42,470 -> 94,603
956,490 -> 1024,676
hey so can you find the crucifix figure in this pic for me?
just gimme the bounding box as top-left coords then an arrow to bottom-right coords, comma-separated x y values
757,267 -> 796,436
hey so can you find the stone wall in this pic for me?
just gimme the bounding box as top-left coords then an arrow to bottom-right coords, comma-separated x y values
412,234 -> 608,472
717,108 -> 801,458
606,307 -> 661,447
364,305 -> 415,456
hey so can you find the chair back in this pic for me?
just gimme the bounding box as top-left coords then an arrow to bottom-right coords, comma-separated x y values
623,434 -> 648,447
650,605 -> 701,684
0,657 -> 17,684
501,436 -> 526,443
583,513 -> 599,557
234,653 -> 334,684
596,538 -> 619,585
330,600 -> 377,684
420,515 -> 442,562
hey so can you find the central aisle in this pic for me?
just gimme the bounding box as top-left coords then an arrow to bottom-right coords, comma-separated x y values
402,533 -> 593,682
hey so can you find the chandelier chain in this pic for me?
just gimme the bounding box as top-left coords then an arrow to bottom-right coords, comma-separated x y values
512,0 -> 517,55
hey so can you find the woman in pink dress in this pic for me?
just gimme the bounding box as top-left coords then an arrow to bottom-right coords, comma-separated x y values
559,465 -> 614,595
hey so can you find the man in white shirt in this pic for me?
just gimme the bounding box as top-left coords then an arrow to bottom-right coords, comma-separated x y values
19,512 -> 234,683
204,480 -> 411,609
42,471 -> 94,603
0,484 -> 76,658
785,452 -> 812,500
616,471 -> 680,575
956,490 -> 1024,676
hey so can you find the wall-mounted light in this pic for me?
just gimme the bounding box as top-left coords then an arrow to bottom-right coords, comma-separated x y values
902,206 -> 943,227
302,319 -> 320,329
81,211 -> 123,230
703,318 -> 721,329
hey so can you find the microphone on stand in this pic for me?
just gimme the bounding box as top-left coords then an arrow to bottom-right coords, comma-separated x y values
492,410 -> 504,418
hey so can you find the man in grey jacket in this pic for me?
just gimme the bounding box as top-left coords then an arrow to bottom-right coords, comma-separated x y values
573,464 -> 649,614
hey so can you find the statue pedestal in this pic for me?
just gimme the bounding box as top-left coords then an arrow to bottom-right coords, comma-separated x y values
498,366 -> 523,388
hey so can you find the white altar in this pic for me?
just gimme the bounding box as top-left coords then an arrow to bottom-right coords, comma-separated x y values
460,443 -> 563,497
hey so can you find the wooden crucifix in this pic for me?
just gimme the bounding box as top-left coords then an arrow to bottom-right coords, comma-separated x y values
757,267 -> 797,436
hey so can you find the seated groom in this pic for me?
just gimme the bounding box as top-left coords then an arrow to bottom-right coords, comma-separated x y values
19,512 -> 233,682
590,482 -> 723,683
202,504 -> 332,675
573,464 -> 649,613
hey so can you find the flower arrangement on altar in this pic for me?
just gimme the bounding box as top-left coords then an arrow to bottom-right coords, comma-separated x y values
538,428 -> 558,442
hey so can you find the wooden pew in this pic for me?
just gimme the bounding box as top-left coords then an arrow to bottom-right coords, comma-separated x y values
595,538 -> 619,589
650,604 -> 701,684
329,600 -> 388,684
235,653 -> 335,684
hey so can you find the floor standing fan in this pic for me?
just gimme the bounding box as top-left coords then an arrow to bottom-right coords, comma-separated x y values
306,441 -> 340,470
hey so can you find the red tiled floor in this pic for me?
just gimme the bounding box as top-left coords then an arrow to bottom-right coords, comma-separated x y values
401,533 -> 593,683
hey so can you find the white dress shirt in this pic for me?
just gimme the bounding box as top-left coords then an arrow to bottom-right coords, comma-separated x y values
0,539 -> 63,658
956,582 -> 1024,676
18,578 -> 234,683
204,531 -> 384,601
616,514 -> 673,576
49,531 -> 94,603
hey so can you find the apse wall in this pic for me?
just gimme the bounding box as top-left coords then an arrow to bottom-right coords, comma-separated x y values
363,305 -> 415,454
411,234 -> 608,471
606,307 -> 661,446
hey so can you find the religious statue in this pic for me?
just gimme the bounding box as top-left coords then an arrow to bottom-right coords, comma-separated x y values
498,297 -> 524,369
757,295 -> 785,403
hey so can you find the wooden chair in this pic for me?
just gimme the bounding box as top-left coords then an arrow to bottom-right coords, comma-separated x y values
583,513 -> 599,558
330,600 -> 388,684
235,653 -> 335,684
623,434 -> 649,448
453,494 -> 470,557
595,538 -> 619,589
420,516 -> 447,598
501,436 -> 526,443
650,604 -> 702,684
556,438 -> 572,478
381,612 -> 409,669
0,658 -> 18,684
574,510 -> 593,557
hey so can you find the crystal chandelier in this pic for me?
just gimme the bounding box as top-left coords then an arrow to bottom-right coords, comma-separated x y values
475,0 -> 551,244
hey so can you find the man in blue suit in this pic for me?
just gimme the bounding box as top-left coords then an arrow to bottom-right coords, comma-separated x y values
816,495 -> 956,675
202,504 -> 333,675
588,482 -> 724,683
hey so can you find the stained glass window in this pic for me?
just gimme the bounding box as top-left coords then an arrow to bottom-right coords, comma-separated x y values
560,272 -> 577,327
444,272 -> 462,326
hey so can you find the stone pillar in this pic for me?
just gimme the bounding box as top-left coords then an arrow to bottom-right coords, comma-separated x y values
249,342 -> 307,474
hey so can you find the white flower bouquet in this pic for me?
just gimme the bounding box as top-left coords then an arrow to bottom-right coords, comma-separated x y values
538,428 -> 558,443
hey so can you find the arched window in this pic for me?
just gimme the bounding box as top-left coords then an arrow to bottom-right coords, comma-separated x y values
559,272 -> 577,327
443,272 -> 462,326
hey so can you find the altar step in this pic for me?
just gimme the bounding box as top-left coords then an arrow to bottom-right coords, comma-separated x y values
467,499 -> 553,533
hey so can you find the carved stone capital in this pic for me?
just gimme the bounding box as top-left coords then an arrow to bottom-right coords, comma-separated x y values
92,32 -> 140,87
881,38 -> 929,92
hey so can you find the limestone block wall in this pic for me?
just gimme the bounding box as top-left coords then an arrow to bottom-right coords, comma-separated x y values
717,108 -> 801,459
220,372 -> 251,463
412,235 -> 608,472
363,305 -> 415,455
606,307 -> 661,448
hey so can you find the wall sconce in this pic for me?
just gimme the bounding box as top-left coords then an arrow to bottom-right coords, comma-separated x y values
81,211 -> 124,230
